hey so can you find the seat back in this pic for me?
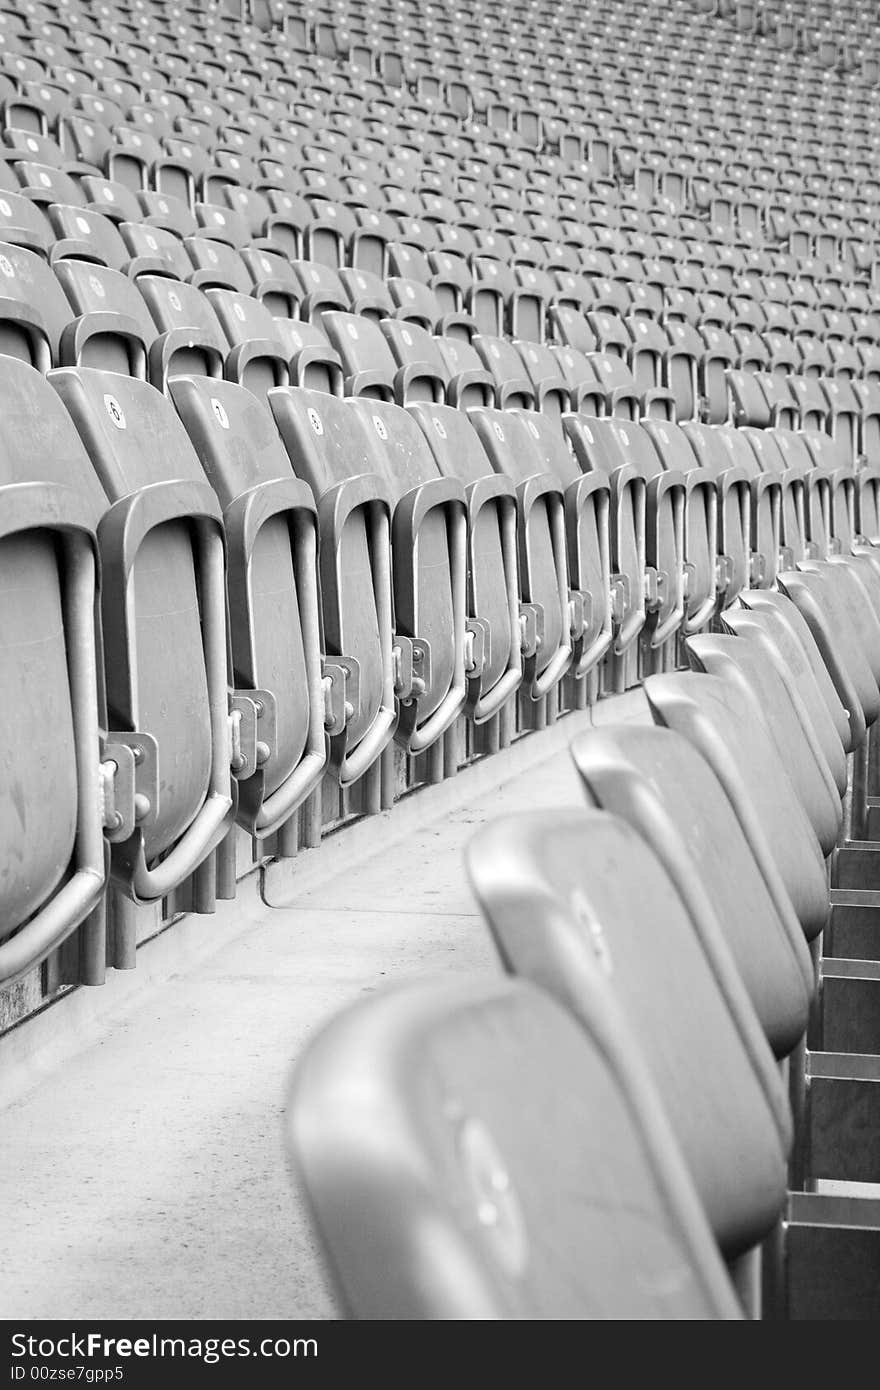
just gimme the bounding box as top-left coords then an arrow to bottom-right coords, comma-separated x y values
644,671 -> 830,940
408,402 -> 519,708
269,386 -> 395,781
469,406 -> 571,693
466,808 -> 790,1257
735,589 -> 853,756
685,632 -> 842,856
170,377 -> 326,835
570,723 -> 814,1060
349,397 -> 466,744
51,367 -> 233,895
0,358 -> 107,981
287,975 -> 742,1319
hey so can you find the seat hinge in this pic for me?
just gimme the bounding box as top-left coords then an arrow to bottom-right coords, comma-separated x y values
681,560 -> 696,601
229,690 -> 275,779
609,574 -> 630,625
100,732 -> 160,842
322,656 -> 359,735
568,588 -> 592,640
643,565 -> 667,612
518,602 -> 544,657
778,544 -> 795,571
465,617 -> 490,676
715,553 -> 734,594
393,636 -> 431,702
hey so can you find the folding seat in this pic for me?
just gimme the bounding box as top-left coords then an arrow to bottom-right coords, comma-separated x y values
762,327 -> 801,380
134,188 -> 199,239
281,259 -> 348,324
815,377 -> 864,467
465,254 -> 515,338
106,124 -> 164,191
166,376 -> 327,836
136,271 -> 233,389
4,125 -> 96,183
378,318 -> 453,404
57,112 -> 118,182
569,718 -> 815,1068
564,415 -> 687,661
721,600 -> 851,785
467,808 -> 791,1278
504,408 -> 614,681
265,317 -> 341,396
639,667 -> 839,935
342,397 -> 468,753
408,402 -> 524,721
513,340 -> 579,418
197,286 -> 293,397
0,187 -> 53,255
51,367 -> 240,906
467,408 -> 575,699
733,424 -> 814,570
183,218 -> 252,283
624,313 -> 676,405
78,175 -> 143,224
120,218 -> 194,279
641,421 -> 720,634
47,204 -> 133,270
431,334 -> 496,410
321,311 -> 441,405
7,80 -> 71,136
567,712 -> 880,1267
270,387 -> 466,764
333,267 -> 393,323
472,334 -> 537,410
0,241 -> 82,369
580,351 -> 645,421
732,324 -> 771,375
13,158 -> 87,209
508,262 -> 555,343
796,332 -> 835,378
587,306 -> 637,362
549,302 -> 599,355
0,358 -> 109,985
388,274 -> 474,340
193,201 -> 255,255
286,975 -> 743,1320
684,634 -> 843,857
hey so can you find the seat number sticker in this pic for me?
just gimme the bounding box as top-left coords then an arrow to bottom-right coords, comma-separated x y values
104,395 -> 126,429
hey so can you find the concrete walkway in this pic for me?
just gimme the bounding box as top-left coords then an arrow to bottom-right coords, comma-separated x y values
0,720 -> 588,1321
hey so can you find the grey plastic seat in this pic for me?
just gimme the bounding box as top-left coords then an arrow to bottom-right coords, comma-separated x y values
169,376 -> 327,836
467,808 -> 791,1260
0,357 -> 108,986
408,400 -> 524,722
50,366 -> 237,904
268,385 -> 398,786
570,724 -> 815,1061
643,671 -> 830,941
287,975 -> 742,1320
685,632 -> 843,856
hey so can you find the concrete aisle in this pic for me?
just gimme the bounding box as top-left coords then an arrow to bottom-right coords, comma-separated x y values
0,722 -> 588,1321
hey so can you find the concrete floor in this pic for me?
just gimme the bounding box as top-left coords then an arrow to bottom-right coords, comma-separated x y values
0,722 -> 588,1321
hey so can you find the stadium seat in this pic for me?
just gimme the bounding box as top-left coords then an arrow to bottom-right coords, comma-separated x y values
51,367 -> 237,903
466,808 -> 791,1266
0,358 -> 107,985
287,975 -> 743,1319
168,376 -> 327,836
